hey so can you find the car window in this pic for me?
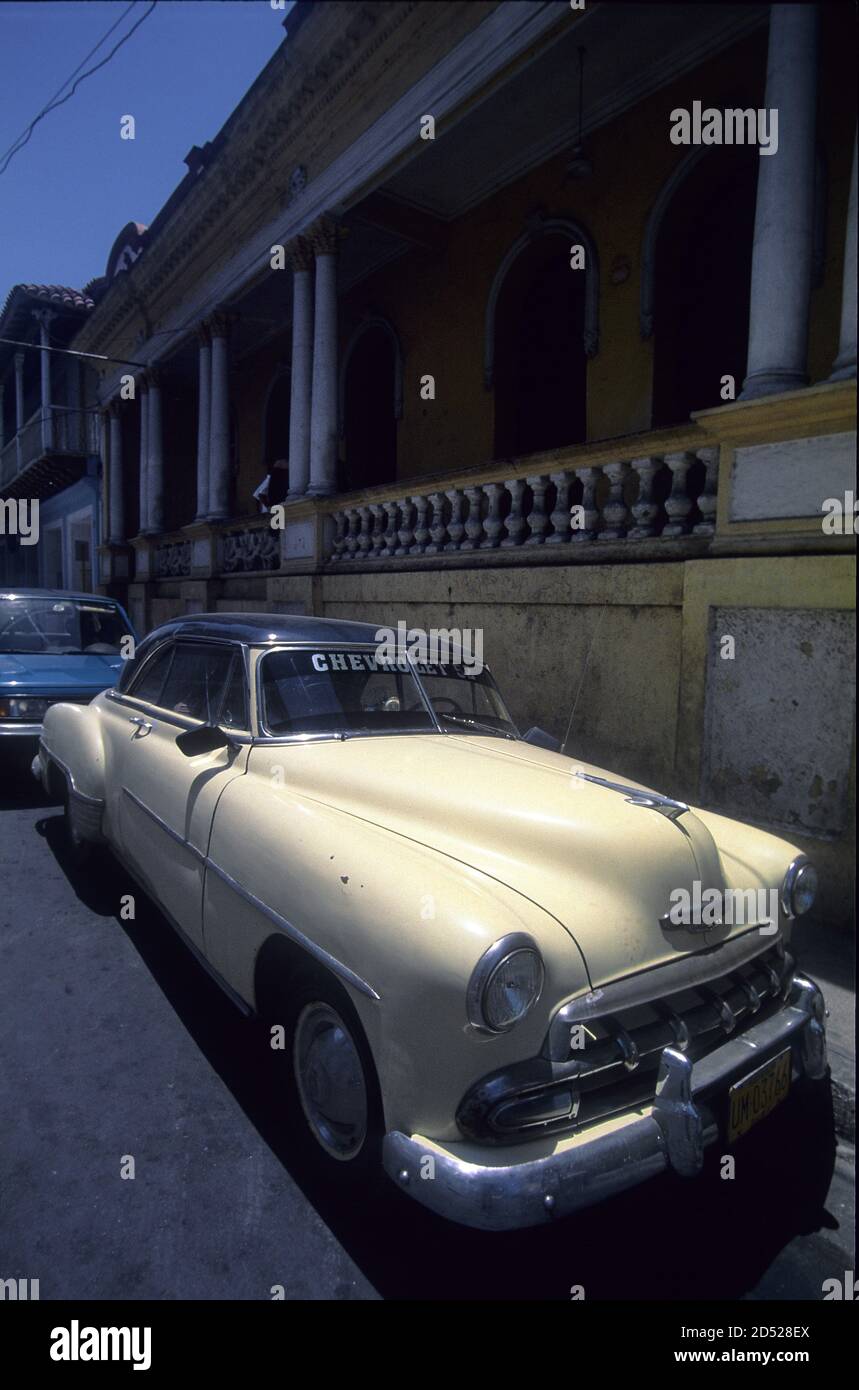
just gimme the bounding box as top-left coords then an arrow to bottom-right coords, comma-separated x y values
260,648 -> 436,736
158,643 -> 235,723
127,644 -> 175,705
219,653 -> 249,730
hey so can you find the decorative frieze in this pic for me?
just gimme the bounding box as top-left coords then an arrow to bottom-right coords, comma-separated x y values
220,523 -> 280,574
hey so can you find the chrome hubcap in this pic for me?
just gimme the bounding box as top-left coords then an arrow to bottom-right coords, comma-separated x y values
293,1003 -> 368,1161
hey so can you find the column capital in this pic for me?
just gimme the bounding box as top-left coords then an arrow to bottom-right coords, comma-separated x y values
13,351 -> 25,371
144,366 -> 162,389
31,306 -> 56,328
108,397 -> 124,418
307,215 -> 347,257
285,236 -> 314,272
197,321 -> 212,347
207,308 -> 235,338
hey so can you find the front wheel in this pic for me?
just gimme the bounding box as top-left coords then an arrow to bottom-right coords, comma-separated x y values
279,972 -> 384,1186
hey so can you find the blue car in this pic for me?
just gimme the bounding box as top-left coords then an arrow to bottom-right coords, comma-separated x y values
0,588 -> 136,749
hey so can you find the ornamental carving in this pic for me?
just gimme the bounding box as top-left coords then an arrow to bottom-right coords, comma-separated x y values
220,524 -> 280,574
154,541 -> 191,578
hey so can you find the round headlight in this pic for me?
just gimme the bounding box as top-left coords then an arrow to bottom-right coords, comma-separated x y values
781,857 -> 818,918
467,933 -> 545,1033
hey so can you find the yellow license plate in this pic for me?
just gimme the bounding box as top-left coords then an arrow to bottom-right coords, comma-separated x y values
728,1048 -> 792,1141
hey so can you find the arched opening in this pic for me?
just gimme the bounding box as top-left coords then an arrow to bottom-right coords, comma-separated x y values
341,324 -> 397,491
493,232 -> 587,457
651,146 -> 758,427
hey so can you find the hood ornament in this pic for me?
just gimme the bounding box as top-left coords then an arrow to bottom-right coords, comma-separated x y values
574,772 -> 690,823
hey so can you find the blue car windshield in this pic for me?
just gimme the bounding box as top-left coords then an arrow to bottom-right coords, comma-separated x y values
0,597 -> 131,655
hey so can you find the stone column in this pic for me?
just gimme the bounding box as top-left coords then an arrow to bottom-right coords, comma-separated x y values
108,399 -> 125,544
208,311 -> 231,520
830,129 -> 857,381
98,408 -> 111,545
146,368 -> 164,536
287,238 -> 314,497
14,351 -> 25,472
741,4 -> 820,399
195,324 -> 212,520
307,217 -> 343,497
33,308 -> 55,451
138,376 -> 149,534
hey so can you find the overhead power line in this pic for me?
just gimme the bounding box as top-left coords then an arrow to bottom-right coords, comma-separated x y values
0,0 -> 158,178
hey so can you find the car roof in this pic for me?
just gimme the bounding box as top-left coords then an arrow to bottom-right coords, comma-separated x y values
141,612 -> 384,647
0,588 -> 123,604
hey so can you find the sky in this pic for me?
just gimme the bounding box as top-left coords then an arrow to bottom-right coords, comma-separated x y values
0,0 -> 295,296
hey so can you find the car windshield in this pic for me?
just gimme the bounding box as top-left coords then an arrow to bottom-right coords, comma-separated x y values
0,597 -> 131,655
259,647 -> 519,739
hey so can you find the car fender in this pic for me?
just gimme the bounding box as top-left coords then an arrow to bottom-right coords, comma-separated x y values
202,771 -> 591,1141
40,697 -> 108,841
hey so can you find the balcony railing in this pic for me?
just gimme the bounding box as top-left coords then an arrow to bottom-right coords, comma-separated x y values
324,443 -> 718,565
0,404 -> 99,489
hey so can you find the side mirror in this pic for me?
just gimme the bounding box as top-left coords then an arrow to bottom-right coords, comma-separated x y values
176,724 -> 233,757
522,726 -> 562,753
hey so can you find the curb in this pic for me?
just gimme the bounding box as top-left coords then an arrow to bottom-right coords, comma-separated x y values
832,1076 -> 856,1145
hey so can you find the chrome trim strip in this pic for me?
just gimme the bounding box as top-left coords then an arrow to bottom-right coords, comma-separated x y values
42,746 -> 105,808
0,722 -> 43,736
116,851 -> 252,1018
120,787 -> 379,1002
121,786 -> 206,861
205,858 -> 380,1003
573,771 -> 690,822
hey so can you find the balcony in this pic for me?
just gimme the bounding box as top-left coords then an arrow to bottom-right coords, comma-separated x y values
0,404 -> 99,498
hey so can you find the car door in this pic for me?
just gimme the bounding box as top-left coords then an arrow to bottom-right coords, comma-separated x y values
106,639 -> 251,952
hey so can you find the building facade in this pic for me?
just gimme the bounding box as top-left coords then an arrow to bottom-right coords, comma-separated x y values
1,1 -> 856,920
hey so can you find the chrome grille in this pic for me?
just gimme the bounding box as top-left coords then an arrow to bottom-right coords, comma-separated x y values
456,941 -> 795,1145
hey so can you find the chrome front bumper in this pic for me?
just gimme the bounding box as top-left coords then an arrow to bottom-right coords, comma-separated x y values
383,973 -> 827,1232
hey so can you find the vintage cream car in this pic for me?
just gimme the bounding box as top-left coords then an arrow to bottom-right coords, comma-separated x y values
33,613 -> 827,1231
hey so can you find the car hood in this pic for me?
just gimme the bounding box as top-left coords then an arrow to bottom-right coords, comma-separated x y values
0,653 -> 123,693
267,734 -> 765,988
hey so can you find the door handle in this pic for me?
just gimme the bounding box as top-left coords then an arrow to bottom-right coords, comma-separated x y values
128,716 -> 152,739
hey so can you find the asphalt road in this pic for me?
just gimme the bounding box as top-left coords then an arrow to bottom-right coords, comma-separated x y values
0,752 -> 854,1302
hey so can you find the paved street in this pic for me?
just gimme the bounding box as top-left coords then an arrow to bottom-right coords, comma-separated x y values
0,755 -> 854,1302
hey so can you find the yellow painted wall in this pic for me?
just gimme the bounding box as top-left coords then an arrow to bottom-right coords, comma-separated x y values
336,8 -> 852,484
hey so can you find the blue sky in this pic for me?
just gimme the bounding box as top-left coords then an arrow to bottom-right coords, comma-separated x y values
0,1 -> 294,296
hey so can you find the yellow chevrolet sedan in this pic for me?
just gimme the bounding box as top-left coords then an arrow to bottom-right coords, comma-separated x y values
33,613 -> 827,1230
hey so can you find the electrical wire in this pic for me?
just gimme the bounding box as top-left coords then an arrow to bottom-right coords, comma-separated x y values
0,1 -> 158,178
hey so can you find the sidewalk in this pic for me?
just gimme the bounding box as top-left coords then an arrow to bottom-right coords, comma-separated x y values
793,918 -> 855,1143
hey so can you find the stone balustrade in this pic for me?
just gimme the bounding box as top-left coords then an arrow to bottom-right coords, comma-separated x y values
324,446 -> 718,564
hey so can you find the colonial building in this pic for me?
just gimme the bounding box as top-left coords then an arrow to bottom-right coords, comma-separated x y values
1,1 -> 856,920
0,281 -> 102,589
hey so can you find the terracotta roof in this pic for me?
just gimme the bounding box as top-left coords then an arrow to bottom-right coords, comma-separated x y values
16,284 -> 94,311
